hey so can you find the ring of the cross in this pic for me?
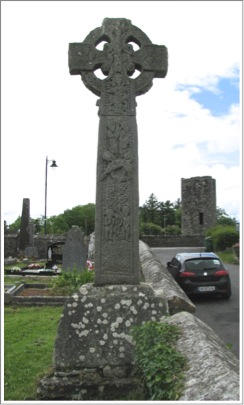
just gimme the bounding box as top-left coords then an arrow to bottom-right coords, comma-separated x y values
80,22 -> 156,97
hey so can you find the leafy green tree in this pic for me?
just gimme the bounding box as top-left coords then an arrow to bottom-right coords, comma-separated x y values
206,225 -> 239,251
157,200 -> 175,228
32,218 -> 42,233
173,206 -> 181,229
8,216 -> 21,233
47,215 -> 69,234
142,193 -> 159,224
140,222 -> 164,236
165,225 -> 181,235
216,207 -> 237,226
62,204 -> 95,235
173,198 -> 181,210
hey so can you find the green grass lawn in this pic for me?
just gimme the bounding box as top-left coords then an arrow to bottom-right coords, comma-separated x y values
216,250 -> 239,264
4,275 -> 52,285
4,305 -> 63,400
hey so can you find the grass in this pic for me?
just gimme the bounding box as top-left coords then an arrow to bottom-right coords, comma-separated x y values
4,305 -> 63,400
4,275 -> 53,285
216,250 -> 239,264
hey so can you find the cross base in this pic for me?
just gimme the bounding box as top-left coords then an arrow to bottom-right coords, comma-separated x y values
37,370 -> 140,401
37,283 -> 168,400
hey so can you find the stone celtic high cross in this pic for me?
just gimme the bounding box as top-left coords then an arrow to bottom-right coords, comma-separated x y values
69,18 -> 168,285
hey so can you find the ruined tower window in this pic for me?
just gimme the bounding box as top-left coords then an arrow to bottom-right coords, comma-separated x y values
199,212 -> 204,225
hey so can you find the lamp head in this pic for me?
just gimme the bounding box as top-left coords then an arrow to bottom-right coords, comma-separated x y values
50,160 -> 58,168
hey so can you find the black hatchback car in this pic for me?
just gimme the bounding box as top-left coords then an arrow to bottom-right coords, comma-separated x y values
167,252 -> 231,299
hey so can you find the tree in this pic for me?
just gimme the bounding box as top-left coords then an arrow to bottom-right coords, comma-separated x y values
173,199 -> 182,228
62,204 -> 95,235
216,207 -> 237,227
47,215 -> 69,234
157,200 -> 175,228
140,193 -> 159,224
206,225 -> 239,251
8,216 -> 21,233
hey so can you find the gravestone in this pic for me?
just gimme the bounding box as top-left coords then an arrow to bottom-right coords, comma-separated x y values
37,18 -> 168,400
46,242 -> 64,267
62,226 -> 87,271
18,198 -> 30,251
24,222 -> 39,258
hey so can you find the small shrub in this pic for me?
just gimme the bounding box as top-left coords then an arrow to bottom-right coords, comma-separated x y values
49,267 -> 94,295
140,222 -> 164,236
132,321 -> 187,400
206,225 -> 239,251
165,225 -> 181,235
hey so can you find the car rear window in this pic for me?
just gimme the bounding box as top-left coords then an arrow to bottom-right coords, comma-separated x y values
185,258 -> 222,271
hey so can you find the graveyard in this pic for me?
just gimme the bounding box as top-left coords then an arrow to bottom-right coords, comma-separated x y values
4,17 -> 240,402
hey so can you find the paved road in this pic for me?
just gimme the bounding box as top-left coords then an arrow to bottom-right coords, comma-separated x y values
151,247 -> 240,358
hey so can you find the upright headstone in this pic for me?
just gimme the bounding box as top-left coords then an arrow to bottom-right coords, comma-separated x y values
18,198 -> 30,250
69,18 -> 167,285
24,222 -> 39,258
62,225 -> 87,271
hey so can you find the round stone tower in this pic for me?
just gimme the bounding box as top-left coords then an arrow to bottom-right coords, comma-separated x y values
181,176 -> 216,235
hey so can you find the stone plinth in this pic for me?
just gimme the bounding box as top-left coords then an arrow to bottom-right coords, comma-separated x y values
37,283 -> 168,400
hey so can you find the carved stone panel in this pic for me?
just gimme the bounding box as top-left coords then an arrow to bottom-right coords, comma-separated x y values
95,116 -> 139,285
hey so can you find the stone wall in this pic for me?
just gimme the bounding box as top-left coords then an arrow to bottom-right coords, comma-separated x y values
4,234 -> 205,258
4,234 -> 19,257
140,234 -> 205,247
4,234 -> 66,259
139,241 -> 195,315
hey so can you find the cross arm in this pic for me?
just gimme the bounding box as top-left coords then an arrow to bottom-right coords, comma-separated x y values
69,43 -> 105,75
132,44 -> 168,78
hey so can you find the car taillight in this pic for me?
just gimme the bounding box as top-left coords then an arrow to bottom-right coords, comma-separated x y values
214,270 -> 229,276
179,271 -> 196,277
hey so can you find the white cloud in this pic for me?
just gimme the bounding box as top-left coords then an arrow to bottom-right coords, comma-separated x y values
1,1 -> 242,225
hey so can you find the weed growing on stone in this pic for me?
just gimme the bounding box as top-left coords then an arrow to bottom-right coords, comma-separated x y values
132,321 -> 187,400
49,267 -> 94,295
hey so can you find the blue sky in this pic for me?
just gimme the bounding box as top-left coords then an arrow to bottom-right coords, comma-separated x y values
1,1 -> 242,225
187,76 -> 240,117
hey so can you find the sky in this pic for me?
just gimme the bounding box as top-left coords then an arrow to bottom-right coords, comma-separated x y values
1,0 -> 242,226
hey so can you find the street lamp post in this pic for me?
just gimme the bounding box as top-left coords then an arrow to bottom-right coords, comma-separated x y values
44,156 -> 58,234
